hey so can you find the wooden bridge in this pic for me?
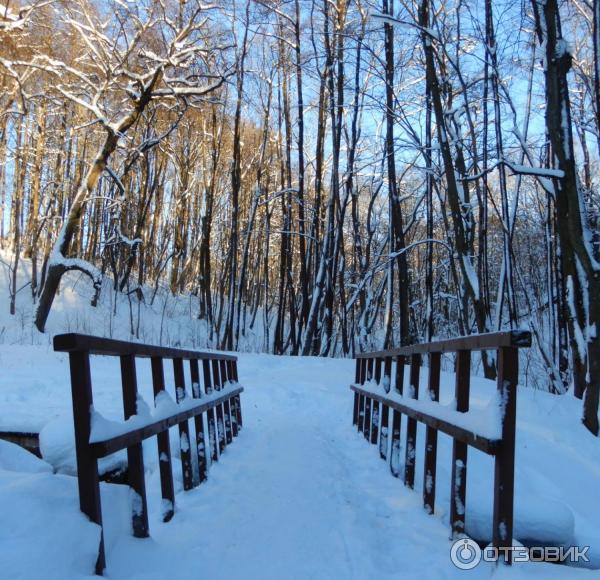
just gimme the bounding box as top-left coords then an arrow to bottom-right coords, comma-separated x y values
53,330 -> 529,574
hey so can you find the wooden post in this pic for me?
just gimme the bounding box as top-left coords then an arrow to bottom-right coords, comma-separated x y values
173,358 -> 194,490
227,360 -> 239,437
370,358 -> 382,445
390,355 -> 405,478
220,359 -> 233,444
353,359 -> 360,425
423,352 -> 441,514
190,359 -> 207,483
493,347 -> 518,564
203,359 -> 218,462
231,360 -> 243,431
450,350 -> 471,537
404,354 -> 421,488
212,359 -> 226,454
69,351 -> 106,575
120,354 -> 149,538
151,356 -> 175,521
363,358 -> 374,440
379,357 -> 392,460
357,358 -> 366,432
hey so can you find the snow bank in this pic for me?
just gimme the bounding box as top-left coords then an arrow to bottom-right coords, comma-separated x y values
0,469 -> 101,579
39,414 -> 128,476
0,439 -> 52,474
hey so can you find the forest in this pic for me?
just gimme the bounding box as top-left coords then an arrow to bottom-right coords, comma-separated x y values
0,0 -> 599,434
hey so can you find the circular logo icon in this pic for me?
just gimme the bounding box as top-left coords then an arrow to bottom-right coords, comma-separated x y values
450,538 -> 482,570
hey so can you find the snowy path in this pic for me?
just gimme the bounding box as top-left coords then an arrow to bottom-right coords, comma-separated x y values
106,355 -> 460,580
101,355 -> 582,580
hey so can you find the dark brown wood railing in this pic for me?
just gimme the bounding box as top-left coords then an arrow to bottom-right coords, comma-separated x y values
350,330 -> 531,564
54,333 -> 244,575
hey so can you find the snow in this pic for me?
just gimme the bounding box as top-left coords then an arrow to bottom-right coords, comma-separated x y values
0,351 -> 599,577
0,257 -> 599,577
40,413 -> 128,476
90,383 -> 240,445
358,378 -> 503,440
0,439 -> 52,474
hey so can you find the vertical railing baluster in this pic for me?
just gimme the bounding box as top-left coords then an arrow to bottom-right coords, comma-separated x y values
450,350 -> 471,537
120,354 -> 149,537
173,357 -> 194,490
493,346 -> 518,564
212,359 -> 226,454
232,360 -> 243,430
353,358 -> 360,426
357,358 -> 366,432
379,356 -> 392,460
227,360 -> 239,437
404,353 -> 421,488
423,351 -> 441,514
190,358 -> 207,484
220,359 -> 233,444
68,350 -> 106,575
151,356 -> 175,521
370,358 -> 382,445
390,355 -> 405,478
363,358 -> 373,440
203,359 -> 218,462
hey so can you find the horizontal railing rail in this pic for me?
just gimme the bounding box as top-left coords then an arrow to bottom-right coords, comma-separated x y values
54,333 -> 238,360
354,329 -> 531,358
54,333 -> 244,575
350,330 -> 531,565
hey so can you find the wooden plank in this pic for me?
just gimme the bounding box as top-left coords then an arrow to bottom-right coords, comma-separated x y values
450,350 -> 471,537
54,333 -> 237,361
227,360 -> 239,437
68,351 -> 106,575
173,358 -> 194,491
354,330 -> 532,359
220,359 -> 233,445
493,347 -> 518,564
363,358 -> 373,440
404,354 -> 421,488
423,352 -> 441,514
370,358 -> 382,445
353,359 -> 360,426
212,360 -> 226,454
190,359 -> 207,484
90,387 -> 244,458
350,385 -> 497,455
389,356 -> 405,478
151,356 -> 175,521
231,360 -> 243,431
120,354 -> 149,538
203,359 -> 218,462
379,357 -> 392,460
357,359 -> 366,433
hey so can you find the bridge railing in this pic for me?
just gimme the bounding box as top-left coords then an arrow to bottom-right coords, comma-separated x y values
54,333 -> 244,575
350,330 -> 531,564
